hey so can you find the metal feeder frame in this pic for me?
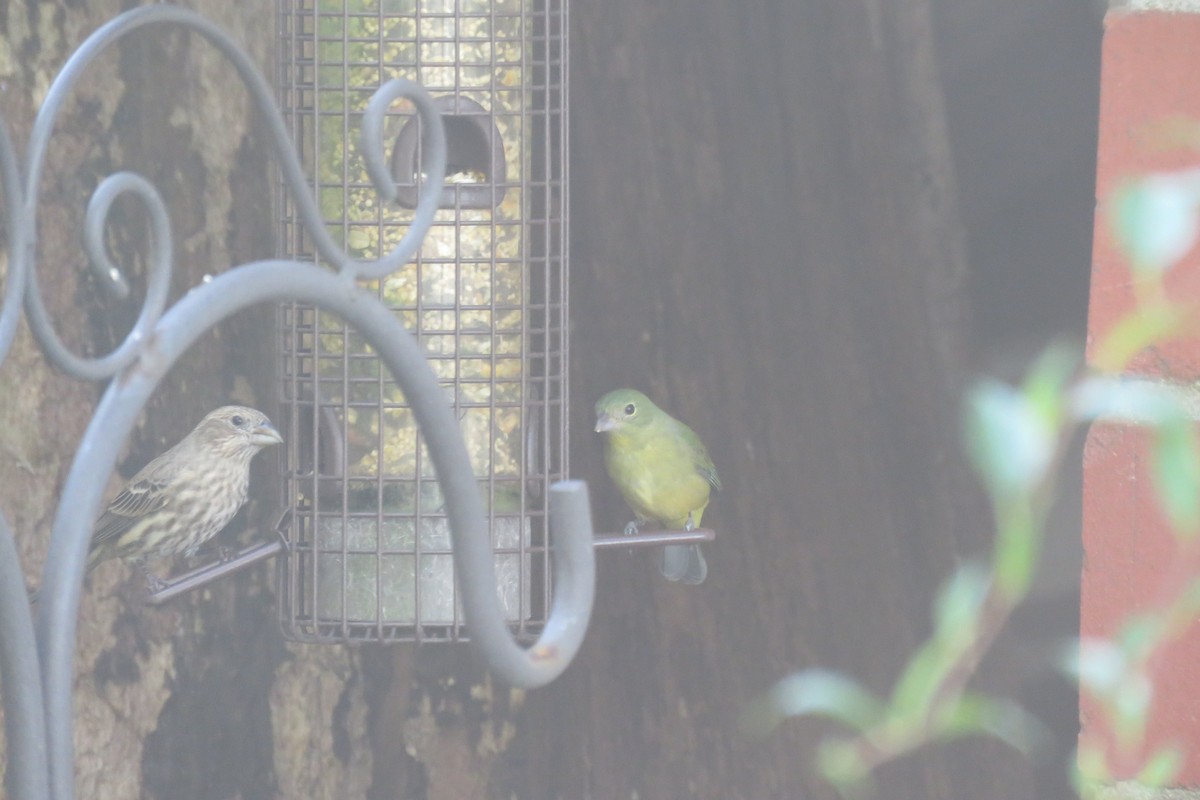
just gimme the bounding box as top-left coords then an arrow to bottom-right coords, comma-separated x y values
275,0 -> 570,643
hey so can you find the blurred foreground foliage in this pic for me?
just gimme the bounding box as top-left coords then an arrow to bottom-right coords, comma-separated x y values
743,138 -> 1200,797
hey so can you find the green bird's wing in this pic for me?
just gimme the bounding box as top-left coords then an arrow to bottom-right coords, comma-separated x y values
675,419 -> 721,493
657,415 -> 717,584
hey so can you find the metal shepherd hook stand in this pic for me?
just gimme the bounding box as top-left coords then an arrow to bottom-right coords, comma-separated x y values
0,7 -> 597,800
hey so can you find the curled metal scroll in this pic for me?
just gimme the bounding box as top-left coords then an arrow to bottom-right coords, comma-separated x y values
0,7 -> 595,800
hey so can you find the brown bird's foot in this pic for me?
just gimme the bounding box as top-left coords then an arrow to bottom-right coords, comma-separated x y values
192,542 -> 236,564
143,573 -> 169,593
136,563 -> 169,594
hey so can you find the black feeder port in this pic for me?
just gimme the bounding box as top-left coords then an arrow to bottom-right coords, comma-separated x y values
391,95 -> 507,210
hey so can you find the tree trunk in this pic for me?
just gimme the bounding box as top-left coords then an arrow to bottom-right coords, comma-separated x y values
1,2 -> 374,798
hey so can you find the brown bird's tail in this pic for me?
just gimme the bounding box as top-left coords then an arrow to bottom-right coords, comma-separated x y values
659,543 -> 707,585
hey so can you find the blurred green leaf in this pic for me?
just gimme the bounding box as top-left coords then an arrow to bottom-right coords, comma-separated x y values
1071,376 -> 1183,425
1068,638 -> 1125,695
816,739 -> 872,797
964,381 -> 1054,500
994,499 -> 1038,598
740,670 -> 884,738
1075,744 -> 1111,798
1112,672 -> 1153,749
1074,633 -> 1154,750
887,640 -> 950,723
1153,411 -> 1200,536
887,565 -> 989,719
1021,343 -> 1077,428
1090,304 -> 1193,374
936,693 -> 1050,756
933,562 -> 990,639
1112,173 -> 1200,274
1141,117 -> 1200,153
1170,577 -> 1200,629
1138,745 -> 1184,788
1118,614 -> 1167,658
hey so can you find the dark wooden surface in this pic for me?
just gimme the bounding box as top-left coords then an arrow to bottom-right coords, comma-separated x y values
488,1 -> 1058,797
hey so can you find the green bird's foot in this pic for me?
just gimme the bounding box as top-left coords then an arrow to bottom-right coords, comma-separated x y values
623,520 -> 641,537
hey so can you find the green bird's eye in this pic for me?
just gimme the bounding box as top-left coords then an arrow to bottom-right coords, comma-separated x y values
623,403 -> 636,416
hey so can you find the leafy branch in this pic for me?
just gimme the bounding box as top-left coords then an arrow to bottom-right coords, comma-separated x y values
744,147 -> 1200,796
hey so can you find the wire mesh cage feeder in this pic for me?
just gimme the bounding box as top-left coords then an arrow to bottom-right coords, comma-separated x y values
275,0 -> 568,643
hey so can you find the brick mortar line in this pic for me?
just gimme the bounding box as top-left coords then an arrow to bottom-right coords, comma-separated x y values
1093,781 -> 1200,800
1111,0 -> 1200,12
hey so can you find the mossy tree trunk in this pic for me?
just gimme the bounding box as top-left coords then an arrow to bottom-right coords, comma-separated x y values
0,2 -> 374,798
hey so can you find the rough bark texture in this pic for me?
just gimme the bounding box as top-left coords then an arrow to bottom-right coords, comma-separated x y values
0,2 -> 374,798
520,2 -> 1020,797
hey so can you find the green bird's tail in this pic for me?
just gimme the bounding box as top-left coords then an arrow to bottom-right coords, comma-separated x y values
659,543 -> 707,585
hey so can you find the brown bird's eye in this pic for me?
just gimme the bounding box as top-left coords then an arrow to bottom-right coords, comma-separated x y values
624,403 -> 636,416
231,415 -> 245,427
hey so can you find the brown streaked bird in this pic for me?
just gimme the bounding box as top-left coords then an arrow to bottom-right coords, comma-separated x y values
84,405 -> 282,588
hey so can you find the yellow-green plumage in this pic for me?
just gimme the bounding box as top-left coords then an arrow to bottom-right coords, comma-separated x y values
595,389 -> 720,584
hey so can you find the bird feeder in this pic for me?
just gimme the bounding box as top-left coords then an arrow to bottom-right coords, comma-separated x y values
275,0 -> 568,642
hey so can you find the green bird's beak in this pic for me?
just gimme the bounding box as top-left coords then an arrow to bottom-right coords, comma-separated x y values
594,412 -> 618,433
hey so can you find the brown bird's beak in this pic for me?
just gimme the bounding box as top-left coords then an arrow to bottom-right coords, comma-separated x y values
252,421 -> 284,447
594,412 -> 618,433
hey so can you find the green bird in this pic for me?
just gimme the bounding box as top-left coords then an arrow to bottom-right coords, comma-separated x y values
594,389 -> 721,585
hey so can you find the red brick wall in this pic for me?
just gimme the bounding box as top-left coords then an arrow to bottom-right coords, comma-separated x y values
1082,8 -> 1200,783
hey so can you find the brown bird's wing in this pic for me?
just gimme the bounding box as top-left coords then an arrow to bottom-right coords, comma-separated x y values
90,476 -> 171,548
90,449 -> 185,548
